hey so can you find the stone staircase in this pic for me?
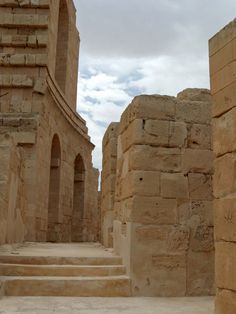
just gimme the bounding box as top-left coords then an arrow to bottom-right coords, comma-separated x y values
0,253 -> 131,297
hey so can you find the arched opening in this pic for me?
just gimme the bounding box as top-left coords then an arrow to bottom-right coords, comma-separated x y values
47,134 -> 61,242
55,0 -> 69,93
72,154 -> 85,242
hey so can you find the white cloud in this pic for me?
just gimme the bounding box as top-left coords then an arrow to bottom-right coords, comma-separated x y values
77,55 -> 209,172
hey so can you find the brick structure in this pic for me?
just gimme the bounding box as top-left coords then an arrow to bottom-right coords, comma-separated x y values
101,89 -> 215,296
209,19 -> 236,313
0,0 -> 99,244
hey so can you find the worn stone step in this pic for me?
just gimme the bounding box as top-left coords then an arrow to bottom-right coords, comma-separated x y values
0,255 -> 122,266
2,276 -> 131,297
0,264 -> 126,277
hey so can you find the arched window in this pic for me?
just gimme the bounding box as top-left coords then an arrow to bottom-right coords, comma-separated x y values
72,154 -> 85,242
47,134 -> 61,242
55,0 -> 69,93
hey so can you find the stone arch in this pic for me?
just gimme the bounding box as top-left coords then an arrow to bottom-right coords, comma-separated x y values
72,154 -> 85,242
47,134 -> 61,242
55,0 -> 69,93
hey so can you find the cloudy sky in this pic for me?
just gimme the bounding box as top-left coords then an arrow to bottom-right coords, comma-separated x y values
74,0 -> 236,172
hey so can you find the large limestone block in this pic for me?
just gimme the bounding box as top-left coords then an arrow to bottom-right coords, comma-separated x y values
176,101 -> 211,124
102,122 -> 119,147
182,149 -> 213,174
188,124 -> 211,149
102,137 -> 117,157
169,121 -> 187,147
190,200 -> 213,226
214,198 -> 236,242
188,173 -> 213,200
129,146 -> 182,172
187,251 -> 215,296
177,88 -> 211,102
209,19 -> 236,57
130,196 -> 177,224
213,153 -> 236,198
120,119 -> 143,153
161,173 -> 189,198
210,39 -> 234,75
144,119 -> 169,146
212,80 -> 236,117
119,95 -> 176,133
120,171 -> 160,199
121,171 -> 160,198
211,61 -> 236,95
189,222 -> 214,252
215,241 -> 236,291
131,253 -> 187,296
215,289 -> 236,314
131,225 -> 187,296
120,118 -> 187,151
213,107 -> 236,156
134,225 -> 175,254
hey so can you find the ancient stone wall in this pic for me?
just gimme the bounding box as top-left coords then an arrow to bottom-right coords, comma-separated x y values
0,0 -> 99,244
102,89 -> 215,296
209,19 -> 236,313
101,123 -> 119,247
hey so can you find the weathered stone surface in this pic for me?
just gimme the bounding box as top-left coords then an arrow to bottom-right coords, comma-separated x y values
188,173 -> 212,200
182,149 -> 213,174
121,171 -> 160,198
188,124 -> 211,149
161,173 -> 189,198
176,101 -> 211,125
119,95 -> 176,133
214,198 -> 236,242
209,20 -> 236,314
212,80 -> 236,117
0,0 -> 99,245
131,196 -> 177,224
107,88 -> 213,297
129,146 -> 182,172
215,242 -> 236,292
213,153 -> 236,198
187,251 -> 215,296
177,88 -> 211,102
213,107 -> 236,156
215,289 -> 236,314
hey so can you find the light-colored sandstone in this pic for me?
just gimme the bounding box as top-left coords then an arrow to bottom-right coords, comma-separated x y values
0,0 -> 99,244
209,18 -> 236,314
101,89 -> 214,297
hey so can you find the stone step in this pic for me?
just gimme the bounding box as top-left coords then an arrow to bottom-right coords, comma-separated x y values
0,263 -> 126,277
0,255 -> 122,266
2,276 -> 131,297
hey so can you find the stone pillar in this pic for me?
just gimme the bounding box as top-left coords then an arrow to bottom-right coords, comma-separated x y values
112,90 -> 214,296
209,19 -> 236,313
101,123 -> 119,247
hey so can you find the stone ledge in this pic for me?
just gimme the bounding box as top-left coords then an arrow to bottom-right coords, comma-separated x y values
12,131 -> 36,145
0,0 -> 49,8
0,13 -> 48,28
0,53 -> 47,66
0,75 -> 33,88
0,34 -> 48,47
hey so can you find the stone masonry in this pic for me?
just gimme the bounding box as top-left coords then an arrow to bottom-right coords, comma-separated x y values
101,89 -> 215,296
0,0 -> 99,244
209,19 -> 236,314
101,122 -> 119,248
